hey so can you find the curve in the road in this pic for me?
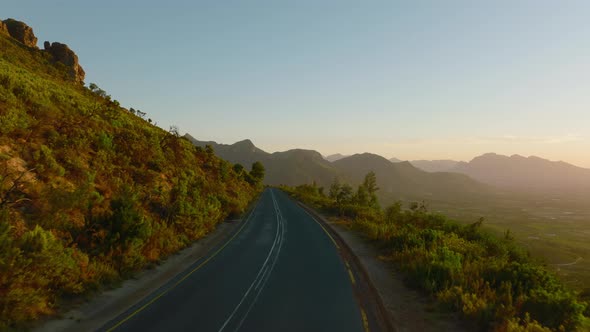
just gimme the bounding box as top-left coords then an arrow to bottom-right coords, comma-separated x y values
100,188 -> 368,332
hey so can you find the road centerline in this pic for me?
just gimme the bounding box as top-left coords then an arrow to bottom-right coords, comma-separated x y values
98,188 -> 365,332
217,189 -> 286,332
103,197 -> 263,332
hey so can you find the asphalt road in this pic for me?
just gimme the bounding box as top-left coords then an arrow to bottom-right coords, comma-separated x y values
100,188 -> 366,332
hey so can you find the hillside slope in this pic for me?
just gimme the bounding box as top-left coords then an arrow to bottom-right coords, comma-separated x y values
0,20 -> 259,328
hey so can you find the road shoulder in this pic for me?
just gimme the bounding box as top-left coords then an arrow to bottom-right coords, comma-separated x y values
34,218 -> 245,332
297,202 -> 468,332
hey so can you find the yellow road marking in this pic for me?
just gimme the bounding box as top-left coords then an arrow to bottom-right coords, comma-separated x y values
347,268 -> 356,285
301,209 -> 340,249
345,261 -> 356,286
361,308 -> 370,332
299,204 -> 366,329
106,201 -> 259,332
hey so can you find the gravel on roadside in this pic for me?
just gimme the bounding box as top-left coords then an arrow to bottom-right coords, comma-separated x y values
34,218 -> 245,332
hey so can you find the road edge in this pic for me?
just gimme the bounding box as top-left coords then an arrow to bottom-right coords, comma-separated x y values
34,193 -> 262,332
294,200 -> 396,332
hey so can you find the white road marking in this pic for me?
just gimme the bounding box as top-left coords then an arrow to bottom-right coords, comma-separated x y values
218,189 -> 286,332
234,191 -> 288,331
254,266 -> 269,291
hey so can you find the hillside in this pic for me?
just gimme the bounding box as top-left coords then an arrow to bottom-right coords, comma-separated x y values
0,19 -> 259,328
451,153 -> 590,193
285,183 -> 589,331
185,135 -> 341,187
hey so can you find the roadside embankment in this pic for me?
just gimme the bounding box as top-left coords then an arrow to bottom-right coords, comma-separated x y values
35,218 -> 245,332
297,201 -> 467,332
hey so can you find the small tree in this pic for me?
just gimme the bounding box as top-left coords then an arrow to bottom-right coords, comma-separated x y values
136,110 -> 146,119
250,161 -> 265,184
169,126 -> 180,137
362,171 -> 380,209
355,185 -> 369,206
88,83 -> 108,98
329,178 -> 341,201
337,183 -> 353,205
363,171 -> 379,195
233,163 -> 244,175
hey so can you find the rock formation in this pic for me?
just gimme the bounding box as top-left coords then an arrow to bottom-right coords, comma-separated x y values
3,18 -> 38,47
44,41 -> 86,83
1,18 -> 85,83
0,20 -> 8,35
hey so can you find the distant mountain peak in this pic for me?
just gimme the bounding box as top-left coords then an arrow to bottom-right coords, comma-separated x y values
325,153 -> 349,162
234,138 -> 254,146
453,152 -> 590,193
475,152 -> 501,159
510,154 -> 527,160
227,139 -> 267,155
276,149 -> 325,161
336,153 -> 393,168
409,159 -> 461,173
352,152 -> 389,160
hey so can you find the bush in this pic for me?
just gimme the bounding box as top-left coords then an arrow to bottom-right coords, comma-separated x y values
0,33 -> 261,328
284,175 -> 589,331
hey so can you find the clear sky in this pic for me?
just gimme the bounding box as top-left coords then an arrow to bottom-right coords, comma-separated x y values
4,1 -> 590,167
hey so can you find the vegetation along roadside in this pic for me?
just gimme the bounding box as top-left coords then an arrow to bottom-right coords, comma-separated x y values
282,172 -> 590,331
0,26 -> 264,330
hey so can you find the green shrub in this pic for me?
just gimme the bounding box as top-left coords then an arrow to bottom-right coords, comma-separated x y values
284,175 -> 589,331
0,33 -> 260,328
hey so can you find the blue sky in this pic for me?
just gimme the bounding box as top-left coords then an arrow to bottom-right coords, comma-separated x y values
4,1 -> 590,166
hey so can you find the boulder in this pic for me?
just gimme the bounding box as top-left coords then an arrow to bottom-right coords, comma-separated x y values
44,42 -> 86,83
3,18 -> 37,47
0,20 -> 8,35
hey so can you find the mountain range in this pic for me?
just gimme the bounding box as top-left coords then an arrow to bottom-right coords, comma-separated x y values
409,159 -> 460,173
185,135 -> 341,187
406,154 -> 590,193
332,153 -> 490,202
186,136 -> 590,198
324,153 -> 349,162
450,153 -> 590,193
184,135 -> 491,203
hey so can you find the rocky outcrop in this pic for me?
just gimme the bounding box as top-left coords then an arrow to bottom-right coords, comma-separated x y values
1,18 -> 85,83
3,18 -> 38,47
0,20 -> 8,35
44,42 -> 86,83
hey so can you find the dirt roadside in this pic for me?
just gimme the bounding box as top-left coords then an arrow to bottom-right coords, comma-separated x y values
34,218 -> 245,332
298,202 -> 468,332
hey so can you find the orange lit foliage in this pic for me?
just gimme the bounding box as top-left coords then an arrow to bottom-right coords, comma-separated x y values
0,33 -> 260,328
285,178 -> 588,332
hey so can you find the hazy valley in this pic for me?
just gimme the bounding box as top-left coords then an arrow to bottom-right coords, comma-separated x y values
187,136 -> 590,290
